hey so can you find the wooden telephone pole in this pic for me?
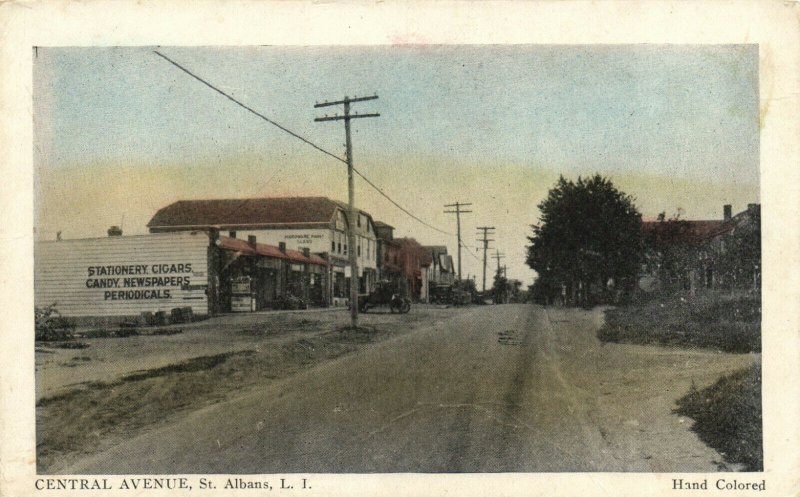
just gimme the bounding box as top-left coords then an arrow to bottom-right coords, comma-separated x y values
315,95 -> 379,329
492,250 -> 506,304
444,202 -> 472,282
476,226 -> 495,293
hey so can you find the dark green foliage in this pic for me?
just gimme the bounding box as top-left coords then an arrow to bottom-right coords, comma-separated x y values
527,175 -> 643,304
642,214 -> 696,291
598,292 -> 761,353
35,303 -> 75,342
676,364 -> 762,471
719,209 -> 761,291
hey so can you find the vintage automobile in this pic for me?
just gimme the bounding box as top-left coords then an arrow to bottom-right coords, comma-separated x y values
357,281 -> 411,314
430,284 -> 471,306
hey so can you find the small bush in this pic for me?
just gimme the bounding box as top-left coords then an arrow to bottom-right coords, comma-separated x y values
35,304 -> 75,342
676,364 -> 762,471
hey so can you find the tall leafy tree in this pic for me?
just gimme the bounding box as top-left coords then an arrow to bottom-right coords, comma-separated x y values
526,174 -> 643,304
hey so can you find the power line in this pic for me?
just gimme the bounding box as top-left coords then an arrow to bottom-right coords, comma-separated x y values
154,50 -> 342,164
476,226 -> 496,292
444,202 -> 473,281
314,95 -> 380,329
353,170 -> 452,235
153,50 -> 453,238
460,241 -> 482,261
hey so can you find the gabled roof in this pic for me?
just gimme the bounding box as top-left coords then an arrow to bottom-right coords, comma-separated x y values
642,220 -> 733,246
439,254 -> 454,272
148,196 -> 364,230
424,245 -> 449,257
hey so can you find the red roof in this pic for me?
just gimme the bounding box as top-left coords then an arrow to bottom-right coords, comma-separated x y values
642,220 -> 733,245
216,236 -> 326,266
284,248 -> 327,266
148,197 -> 343,230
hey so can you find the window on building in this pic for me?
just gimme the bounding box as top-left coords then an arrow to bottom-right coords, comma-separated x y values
358,245 -> 361,257
338,242 -> 342,253
344,244 -> 348,255
331,241 -> 336,252
229,231 -> 237,238
357,215 -> 361,227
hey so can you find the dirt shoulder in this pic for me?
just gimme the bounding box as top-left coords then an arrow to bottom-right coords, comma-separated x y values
543,306 -> 758,471
37,305 -> 460,473
594,291 -> 762,470
36,309 -> 345,401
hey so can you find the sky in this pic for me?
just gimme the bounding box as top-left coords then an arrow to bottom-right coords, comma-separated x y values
33,45 -> 759,285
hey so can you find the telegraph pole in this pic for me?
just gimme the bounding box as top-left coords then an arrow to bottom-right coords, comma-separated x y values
476,226 -> 495,293
492,250 -> 506,304
315,95 -> 379,329
444,202 -> 472,281
492,250 -> 505,272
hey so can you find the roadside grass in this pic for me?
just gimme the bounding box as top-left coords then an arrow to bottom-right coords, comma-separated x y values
598,291 -> 762,471
36,314 -> 424,473
676,363 -> 762,471
597,291 -> 760,353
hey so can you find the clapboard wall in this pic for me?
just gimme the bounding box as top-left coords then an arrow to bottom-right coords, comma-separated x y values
35,232 -> 211,317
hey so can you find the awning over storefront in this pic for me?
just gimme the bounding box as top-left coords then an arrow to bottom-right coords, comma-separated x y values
216,236 -> 326,266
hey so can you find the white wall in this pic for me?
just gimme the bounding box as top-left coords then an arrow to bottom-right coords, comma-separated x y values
35,232 -> 209,317
234,228 -> 377,273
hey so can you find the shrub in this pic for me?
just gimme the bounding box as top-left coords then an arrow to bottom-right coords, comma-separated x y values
676,364 -> 762,470
35,303 -> 75,342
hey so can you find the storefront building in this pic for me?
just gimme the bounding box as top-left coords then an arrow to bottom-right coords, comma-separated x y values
148,196 -> 378,306
34,230 -> 329,320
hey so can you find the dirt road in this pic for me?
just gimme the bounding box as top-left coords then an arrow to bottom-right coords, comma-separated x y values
61,304 -> 756,473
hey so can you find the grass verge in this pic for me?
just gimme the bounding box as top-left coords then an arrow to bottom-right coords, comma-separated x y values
597,291 -> 760,353
675,363 -> 762,471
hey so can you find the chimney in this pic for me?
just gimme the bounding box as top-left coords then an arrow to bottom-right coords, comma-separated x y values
747,203 -> 760,216
247,235 -> 257,247
302,247 -> 311,257
107,226 -> 123,237
279,242 -> 286,253
723,204 -> 732,222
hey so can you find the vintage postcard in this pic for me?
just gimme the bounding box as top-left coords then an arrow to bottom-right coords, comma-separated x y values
1,1 -> 799,497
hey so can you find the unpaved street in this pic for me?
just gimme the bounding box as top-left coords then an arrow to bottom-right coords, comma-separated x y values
61,304 -> 756,473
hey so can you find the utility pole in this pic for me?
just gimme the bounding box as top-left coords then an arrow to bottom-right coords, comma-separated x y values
476,226 -> 495,293
491,250 -> 506,304
315,95 -> 379,329
492,250 -> 506,276
444,201 -> 472,282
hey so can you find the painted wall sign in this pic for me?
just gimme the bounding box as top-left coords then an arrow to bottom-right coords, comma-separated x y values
35,232 -> 210,317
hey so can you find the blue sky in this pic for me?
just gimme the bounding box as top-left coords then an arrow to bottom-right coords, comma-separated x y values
34,45 -> 759,284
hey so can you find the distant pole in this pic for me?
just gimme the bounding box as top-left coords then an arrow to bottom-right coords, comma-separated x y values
315,95 -> 380,329
476,226 -> 495,293
491,250 -> 505,304
493,250 -> 505,272
444,201 -> 473,281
